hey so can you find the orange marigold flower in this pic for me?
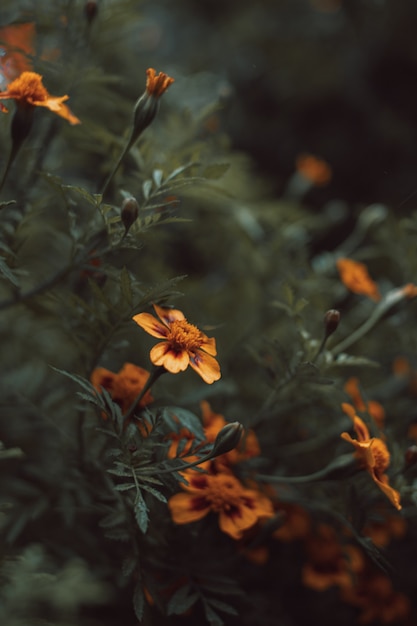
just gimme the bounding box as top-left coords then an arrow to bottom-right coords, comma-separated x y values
91,362 -> 154,414
341,405 -> 401,510
295,153 -> 332,186
0,71 -> 80,124
336,257 -> 381,301
400,282 -> 417,299
302,524 -> 364,592
132,304 -> 221,384
145,68 -> 174,97
168,470 -> 274,539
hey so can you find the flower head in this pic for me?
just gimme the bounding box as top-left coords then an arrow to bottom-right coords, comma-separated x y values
0,71 -> 80,124
0,23 -> 35,85
91,362 -> 153,413
341,404 -> 401,510
168,469 -> 274,539
132,304 -> 221,384
145,68 -> 175,97
336,257 -> 381,301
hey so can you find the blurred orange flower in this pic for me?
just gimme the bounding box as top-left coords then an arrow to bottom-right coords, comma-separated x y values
342,571 -> 410,624
295,153 -> 332,186
168,469 -> 274,539
0,23 -> 35,84
91,362 -> 154,414
302,524 -> 364,591
341,404 -> 401,510
336,257 -> 381,301
145,68 -> 174,97
132,304 -> 221,384
0,71 -> 80,124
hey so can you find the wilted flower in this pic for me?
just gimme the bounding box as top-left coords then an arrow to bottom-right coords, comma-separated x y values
132,304 -> 221,384
341,403 -> 401,510
0,71 -> 80,124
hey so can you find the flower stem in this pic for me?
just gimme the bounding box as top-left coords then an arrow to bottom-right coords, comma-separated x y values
100,133 -> 135,198
122,366 -> 165,425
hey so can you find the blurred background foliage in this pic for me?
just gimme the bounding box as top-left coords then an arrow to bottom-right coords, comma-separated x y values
1,0 -> 417,625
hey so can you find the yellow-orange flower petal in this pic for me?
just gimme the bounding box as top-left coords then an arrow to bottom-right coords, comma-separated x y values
91,362 -> 153,414
133,304 -> 221,384
336,257 -> 381,301
341,411 -> 401,510
0,71 -> 80,124
146,68 -> 174,97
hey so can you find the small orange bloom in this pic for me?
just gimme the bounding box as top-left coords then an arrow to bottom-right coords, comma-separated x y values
0,71 -> 80,124
168,470 -> 274,539
145,68 -> 174,97
273,503 -> 311,542
336,258 -> 381,301
91,362 -> 154,414
363,513 -> 406,548
133,304 -> 221,384
341,405 -> 401,510
295,153 -> 332,186
342,571 -> 410,624
400,283 -> 417,299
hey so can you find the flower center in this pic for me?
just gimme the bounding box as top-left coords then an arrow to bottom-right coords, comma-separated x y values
9,72 -> 48,103
167,319 -> 203,351
205,474 -> 244,512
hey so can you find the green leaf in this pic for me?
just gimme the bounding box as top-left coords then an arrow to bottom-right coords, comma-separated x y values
142,179 -> 152,199
165,162 -> 200,182
114,483 -> 136,492
134,491 -> 149,533
202,601 -> 224,626
202,163 -> 230,180
139,484 -> 167,503
133,581 -> 145,622
0,257 -> 20,287
50,367 -> 98,396
152,169 -> 164,187
167,586 -> 199,616
207,598 -> 239,616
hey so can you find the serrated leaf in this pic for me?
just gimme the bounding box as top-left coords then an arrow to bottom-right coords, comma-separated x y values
115,482 -> 136,492
333,354 -> 380,368
62,184 -> 100,206
120,266 -> 133,306
139,484 -> 167,503
99,512 -> 125,528
167,586 -> 199,616
88,278 -> 113,309
161,407 -> 205,440
202,163 -> 230,180
134,491 -> 149,533
0,257 -> 19,287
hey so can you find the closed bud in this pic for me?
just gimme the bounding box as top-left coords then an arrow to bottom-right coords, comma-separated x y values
324,309 -> 340,337
121,197 -> 139,233
85,0 -> 99,24
211,422 -> 244,457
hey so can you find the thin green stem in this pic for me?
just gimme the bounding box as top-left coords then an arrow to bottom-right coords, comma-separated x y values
122,366 -> 165,425
100,134 -> 135,198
